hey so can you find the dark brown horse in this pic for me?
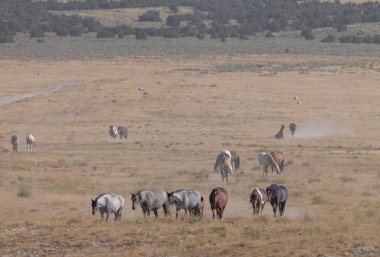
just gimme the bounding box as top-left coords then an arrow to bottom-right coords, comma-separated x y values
250,188 -> 267,215
289,123 -> 296,137
209,187 -> 228,220
117,126 -> 128,141
275,125 -> 285,139
270,151 -> 285,174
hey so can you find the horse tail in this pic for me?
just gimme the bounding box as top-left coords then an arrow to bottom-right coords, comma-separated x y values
209,189 -> 218,209
235,154 -> 240,170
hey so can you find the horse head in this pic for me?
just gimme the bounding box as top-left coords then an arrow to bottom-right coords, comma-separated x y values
166,191 -> 175,205
266,185 -> 275,200
131,192 -> 139,210
91,199 -> 97,215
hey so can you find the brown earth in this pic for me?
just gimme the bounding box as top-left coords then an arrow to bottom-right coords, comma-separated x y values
0,53 -> 379,256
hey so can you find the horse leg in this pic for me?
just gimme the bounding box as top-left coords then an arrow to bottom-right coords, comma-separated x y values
176,208 -> 180,219
272,203 -> 278,219
279,201 -> 286,217
162,204 -> 168,216
218,208 -> 223,220
211,208 -> 215,219
261,202 -> 266,214
153,209 -> 158,218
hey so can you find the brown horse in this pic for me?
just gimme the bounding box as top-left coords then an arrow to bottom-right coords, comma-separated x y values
209,187 -> 228,220
214,150 -> 240,173
230,151 -> 240,172
275,124 -> 285,139
250,188 -> 267,215
289,123 -> 296,137
270,151 -> 285,174
220,156 -> 233,182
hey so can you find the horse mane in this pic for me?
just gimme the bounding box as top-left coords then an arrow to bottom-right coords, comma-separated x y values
268,153 -> 281,174
95,193 -> 107,202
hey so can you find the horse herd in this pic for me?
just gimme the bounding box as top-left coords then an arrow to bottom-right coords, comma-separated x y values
91,183 -> 288,222
214,150 -> 285,182
10,133 -> 36,152
8,125 -> 128,153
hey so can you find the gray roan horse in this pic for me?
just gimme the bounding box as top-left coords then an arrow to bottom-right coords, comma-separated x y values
131,190 -> 170,218
167,189 -> 202,218
109,125 -> 118,141
91,193 -> 124,221
11,135 -> 19,152
214,150 -> 240,172
250,188 -> 267,215
266,184 -> 288,220
258,152 -> 281,176
209,187 -> 228,220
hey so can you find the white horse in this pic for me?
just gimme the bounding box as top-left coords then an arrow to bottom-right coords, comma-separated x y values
131,190 -> 170,218
258,152 -> 281,176
109,125 -> 118,141
167,189 -> 202,218
91,193 -> 124,221
26,133 -> 36,152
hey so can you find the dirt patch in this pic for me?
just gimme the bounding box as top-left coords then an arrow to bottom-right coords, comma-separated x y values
0,81 -> 78,106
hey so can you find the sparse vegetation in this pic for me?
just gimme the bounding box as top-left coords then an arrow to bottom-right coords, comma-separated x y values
17,184 -> 32,197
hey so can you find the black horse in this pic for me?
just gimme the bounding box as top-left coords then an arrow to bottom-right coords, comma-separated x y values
266,184 -> 288,219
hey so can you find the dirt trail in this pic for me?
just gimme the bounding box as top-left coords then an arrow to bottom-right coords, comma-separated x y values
0,81 -> 78,106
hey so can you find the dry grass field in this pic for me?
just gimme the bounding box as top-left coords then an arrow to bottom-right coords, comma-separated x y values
0,53 -> 379,257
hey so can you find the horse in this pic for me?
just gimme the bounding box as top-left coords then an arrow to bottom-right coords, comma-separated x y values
26,133 -> 36,152
258,152 -> 281,176
193,196 -> 204,217
275,124 -> 285,139
220,156 -> 233,182
266,184 -> 288,220
289,123 -> 296,137
10,135 -> 19,152
214,150 -> 240,172
214,150 -> 231,172
167,189 -> 202,218
109,125 -> 118,141
250,188 -> 267,215
117,126 -> 128,141
230,151 -> 240,172
91,193 -> 124,221
209,187 -> 228,220
131,190 -> 170,218
270,151 -> 285,174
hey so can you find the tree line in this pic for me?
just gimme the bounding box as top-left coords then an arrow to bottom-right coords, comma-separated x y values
1,0 -> 380,43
